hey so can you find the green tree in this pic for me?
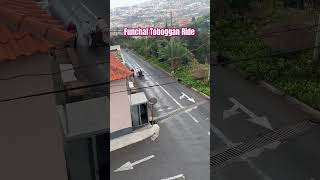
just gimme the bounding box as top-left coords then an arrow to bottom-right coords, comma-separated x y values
159,38 -> 193,71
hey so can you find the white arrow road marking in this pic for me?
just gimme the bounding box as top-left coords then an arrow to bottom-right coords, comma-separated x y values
161,174 -> 185,180
114,155 -> 155,172
223,103 -> 241,119
179,92 -> 195,103
225,97 -> 273,130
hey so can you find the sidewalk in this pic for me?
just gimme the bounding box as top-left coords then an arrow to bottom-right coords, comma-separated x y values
110,124 -> 160,152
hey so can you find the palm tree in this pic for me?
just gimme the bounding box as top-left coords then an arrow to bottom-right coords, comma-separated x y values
159,38 -> 193,72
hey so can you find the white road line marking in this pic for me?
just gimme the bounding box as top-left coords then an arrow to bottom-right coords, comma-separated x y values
185,106 -> 198,113
80,3 -> 97,19
187,112 -> 199,123
125,51 -> 184,108
161,174 -> 185,180
155,108 -> 182,122
208,132 -> 210,136
155,82 -> 184,108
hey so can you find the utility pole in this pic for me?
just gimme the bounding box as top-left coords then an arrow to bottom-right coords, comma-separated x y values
313,13 -> 320,63
170,11 -> 174,74
170,11 -> 173,27
208,57 -> 210,81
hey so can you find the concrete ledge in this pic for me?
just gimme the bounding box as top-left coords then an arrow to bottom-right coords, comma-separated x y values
285,96 -> 320,120
110,127 -> 133,139
110,124 -> 160,152
191,87 -> 210,99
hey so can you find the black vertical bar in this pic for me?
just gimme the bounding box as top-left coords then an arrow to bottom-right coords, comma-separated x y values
87,137 -> 96,180
96,133 -> 109,180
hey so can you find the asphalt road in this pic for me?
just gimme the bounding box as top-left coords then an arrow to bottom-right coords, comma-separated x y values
110,49 -> 210,180
211,66 -> 320,180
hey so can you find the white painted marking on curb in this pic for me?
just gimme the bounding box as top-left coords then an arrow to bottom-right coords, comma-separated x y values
187,112 -> 199,123
151,125 -> 160,141
114,155 -> 155,172
161,174 -> 185,180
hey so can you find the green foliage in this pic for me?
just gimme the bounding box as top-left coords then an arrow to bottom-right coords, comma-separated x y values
181,15 -> 210,64
225,0 -> 252,12
112,15 -> 210,96
213,16 -> 320,110
159,38 -> 193,68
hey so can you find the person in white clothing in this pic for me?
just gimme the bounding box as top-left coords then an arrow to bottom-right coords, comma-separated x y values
96,17 -> 108,44
82,20 -> 93,46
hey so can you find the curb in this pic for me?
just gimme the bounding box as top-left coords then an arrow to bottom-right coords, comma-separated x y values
128,49 -> 210,99
285,96 -> 320,120
222,64 -> 320,121
110,124 -> 160,152
258,81 -> 285,96
191,87 -> 210,99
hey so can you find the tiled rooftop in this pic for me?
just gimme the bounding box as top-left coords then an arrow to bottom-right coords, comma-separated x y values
110,52 -> 132,81
0,0 -> 73,62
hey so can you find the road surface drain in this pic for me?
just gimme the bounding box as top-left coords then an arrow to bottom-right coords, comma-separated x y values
211,120 -> 316,168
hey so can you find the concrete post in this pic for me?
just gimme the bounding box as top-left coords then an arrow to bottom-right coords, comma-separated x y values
313,14 -> 320,63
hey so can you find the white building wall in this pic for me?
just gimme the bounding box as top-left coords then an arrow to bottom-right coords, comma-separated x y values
110,78 -> 132,133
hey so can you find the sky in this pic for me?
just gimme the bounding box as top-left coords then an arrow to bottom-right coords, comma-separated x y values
110,0 -> 150,9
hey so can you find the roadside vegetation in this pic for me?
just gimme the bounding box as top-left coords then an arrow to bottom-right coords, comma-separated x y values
112,15 -> 210,96
213,0 -> 320,109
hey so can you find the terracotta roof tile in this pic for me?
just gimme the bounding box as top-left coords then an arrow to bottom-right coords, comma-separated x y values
46,28 -> 74,44
0,25 -> 54,61
0,0 -> 73,62
110,52 -> 133,81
